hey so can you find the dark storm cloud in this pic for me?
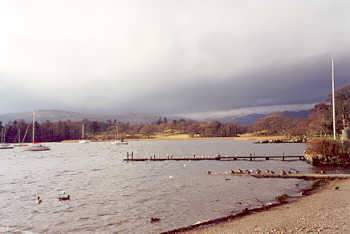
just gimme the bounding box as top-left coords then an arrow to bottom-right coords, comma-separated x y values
0,0 -> 349,114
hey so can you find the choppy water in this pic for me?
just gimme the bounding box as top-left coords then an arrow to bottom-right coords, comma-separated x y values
0,139 -> 316,233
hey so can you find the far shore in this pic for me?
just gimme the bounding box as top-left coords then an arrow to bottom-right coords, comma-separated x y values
184,179 -> 350,234
60,134 -> 289,143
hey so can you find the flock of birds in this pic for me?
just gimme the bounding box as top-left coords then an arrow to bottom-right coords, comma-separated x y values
36,191 -> 70,205
207,169 -> 300,176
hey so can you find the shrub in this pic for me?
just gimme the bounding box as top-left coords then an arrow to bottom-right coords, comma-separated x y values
304,139 -> 350,165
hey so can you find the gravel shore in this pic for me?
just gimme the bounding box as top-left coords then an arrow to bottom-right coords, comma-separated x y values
187,179 -> 350,234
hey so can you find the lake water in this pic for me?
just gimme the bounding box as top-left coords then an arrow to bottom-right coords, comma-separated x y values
0,139 -> 315,233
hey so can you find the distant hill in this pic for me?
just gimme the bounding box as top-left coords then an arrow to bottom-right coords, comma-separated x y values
217,110 -> 310,125
0,110 -> 162,124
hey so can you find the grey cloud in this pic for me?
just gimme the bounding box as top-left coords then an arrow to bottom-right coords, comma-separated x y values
0,0 -> 349,115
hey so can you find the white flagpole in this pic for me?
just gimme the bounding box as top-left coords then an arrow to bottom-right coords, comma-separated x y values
331,58 -> 336,140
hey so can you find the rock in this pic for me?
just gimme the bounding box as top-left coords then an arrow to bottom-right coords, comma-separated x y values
275,194 -> 289,203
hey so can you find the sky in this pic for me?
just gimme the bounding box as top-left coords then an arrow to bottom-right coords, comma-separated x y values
0,0 -> 349,116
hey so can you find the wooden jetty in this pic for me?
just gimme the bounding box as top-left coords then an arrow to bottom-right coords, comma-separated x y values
123,152 -> 305,162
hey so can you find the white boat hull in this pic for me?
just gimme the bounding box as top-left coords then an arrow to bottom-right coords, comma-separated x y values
0,144 -> 14,149
26,144 -> 50,151
79,140 -> 91,144
111,141 -> 128,145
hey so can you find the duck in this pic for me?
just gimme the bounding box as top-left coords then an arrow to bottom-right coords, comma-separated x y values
58,191 -> 70,201
36,196 -> 42,204
150,217 -> 160,223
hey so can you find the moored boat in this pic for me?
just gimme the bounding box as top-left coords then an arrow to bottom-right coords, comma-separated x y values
111,125 -> 128,145
26,112 -> 50,151
79,124 -> 90,144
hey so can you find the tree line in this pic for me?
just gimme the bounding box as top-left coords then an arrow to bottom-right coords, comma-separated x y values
1,84 -> 349,143
0,118 -> 246,143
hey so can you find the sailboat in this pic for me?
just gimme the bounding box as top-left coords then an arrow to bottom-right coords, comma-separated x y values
26,112 -> 50,151
0,128 -> 14,149
13,126 -> 28,147
111,125 -> 128,145
79,123 -> 90,144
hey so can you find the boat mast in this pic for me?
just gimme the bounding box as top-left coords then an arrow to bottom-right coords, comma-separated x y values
331,58 -> 336,140
3,128 -> 6,143
32,112 -> 35,144
81,123 -> 85,139
22,124 -> 30,143
115,125 -> 119,141
18,127 -> 21,143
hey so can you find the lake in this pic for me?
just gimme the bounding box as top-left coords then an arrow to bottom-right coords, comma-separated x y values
0,139 -> 314,233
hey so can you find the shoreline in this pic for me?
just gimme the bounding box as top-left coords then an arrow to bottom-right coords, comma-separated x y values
162,179 -> 326,234
172,179 -> 349,234
59,135 -> 288,143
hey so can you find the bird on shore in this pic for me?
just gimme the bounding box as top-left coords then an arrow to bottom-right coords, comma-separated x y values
280,170 -> 287,175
